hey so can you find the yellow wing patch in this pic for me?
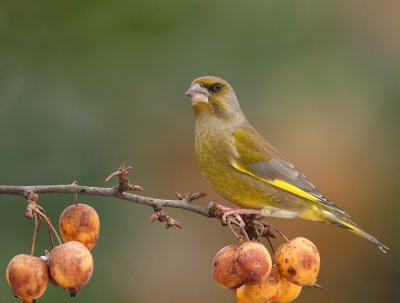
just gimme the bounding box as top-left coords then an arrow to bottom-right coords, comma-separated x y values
231,161 -> 319,202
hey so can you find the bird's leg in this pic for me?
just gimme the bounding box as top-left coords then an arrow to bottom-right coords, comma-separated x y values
208,202 -> 288,243
221,208 -> 266,242
208,201 -> 263,225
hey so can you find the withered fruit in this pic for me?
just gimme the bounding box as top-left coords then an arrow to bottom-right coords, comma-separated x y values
235,285 -> 254,303
6,254 -> 49,303
234,241 -> 272,285
277,276 -> 302,303
244,266 -> 283,302
212,245 -> 243,289
275,237 -> 320,286
59,203 -> 100,250
48,241 -> 94,296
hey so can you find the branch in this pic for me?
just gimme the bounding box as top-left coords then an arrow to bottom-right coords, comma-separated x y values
0,163 -> 214,223
0,163 -> 282,243
0,184 -> 211,217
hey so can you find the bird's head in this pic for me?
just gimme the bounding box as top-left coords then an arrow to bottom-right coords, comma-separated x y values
185,76 -> 242,120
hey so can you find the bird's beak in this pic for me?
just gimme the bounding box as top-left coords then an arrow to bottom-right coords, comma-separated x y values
185,83 -> 210,103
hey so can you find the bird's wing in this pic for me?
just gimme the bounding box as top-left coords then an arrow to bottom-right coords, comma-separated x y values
231,127 -> 348,216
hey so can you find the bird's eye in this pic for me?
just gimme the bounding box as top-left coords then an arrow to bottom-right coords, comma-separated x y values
209,83 -> 223,93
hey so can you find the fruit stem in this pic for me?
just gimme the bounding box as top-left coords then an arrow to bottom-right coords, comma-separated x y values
269,225 -> 289,243
227,217 -> 250,242
69,287 -> 79,297
313,283 -> 325,290
35,209 -> 63,245
72,182 -> 79,206
265,234 -> 275,255
29,213 -> 40,255
47,220 -> 55,248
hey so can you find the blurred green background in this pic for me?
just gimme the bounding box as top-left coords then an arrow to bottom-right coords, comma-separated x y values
1,0 -> 399,302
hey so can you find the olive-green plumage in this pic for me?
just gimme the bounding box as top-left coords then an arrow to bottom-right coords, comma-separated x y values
186,76 -> 387,253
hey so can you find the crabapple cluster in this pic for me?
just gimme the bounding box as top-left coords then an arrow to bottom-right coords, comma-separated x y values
6,203 -> 100,303
212,237 -> 320,303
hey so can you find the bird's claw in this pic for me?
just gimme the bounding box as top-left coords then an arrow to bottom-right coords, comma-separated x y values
221,208 -> 263,226
223,213 -> 246,228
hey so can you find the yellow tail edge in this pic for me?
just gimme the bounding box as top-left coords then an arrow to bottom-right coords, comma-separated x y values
336,218 -> 389,253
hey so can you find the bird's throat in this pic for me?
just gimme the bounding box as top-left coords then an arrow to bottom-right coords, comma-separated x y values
192,101 -> 214,117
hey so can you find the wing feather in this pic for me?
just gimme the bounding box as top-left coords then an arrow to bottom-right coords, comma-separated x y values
232,127 -> 348,216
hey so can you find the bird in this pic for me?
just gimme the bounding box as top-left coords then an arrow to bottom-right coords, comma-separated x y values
185,75 -> 387,253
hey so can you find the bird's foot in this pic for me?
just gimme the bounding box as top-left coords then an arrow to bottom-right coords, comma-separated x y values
208,202 -> 287,245
207,202 -> 289,253
221,208 -> 263,227
208,202 -> 265,229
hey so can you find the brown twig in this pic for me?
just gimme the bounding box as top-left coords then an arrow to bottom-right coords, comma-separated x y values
23,190 -> 63,247
0,163 -> 285,245
175,192 -> 208,203
0,184 -> 210,217
148,210 -> 183,229
105,162 -> 144,192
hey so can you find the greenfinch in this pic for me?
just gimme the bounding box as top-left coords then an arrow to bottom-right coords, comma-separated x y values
185,76 -> 387,253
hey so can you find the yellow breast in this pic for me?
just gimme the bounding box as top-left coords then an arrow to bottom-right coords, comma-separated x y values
194,122 -> 272,209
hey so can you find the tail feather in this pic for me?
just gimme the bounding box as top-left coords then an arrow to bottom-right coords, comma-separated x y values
335,217 -> 388,253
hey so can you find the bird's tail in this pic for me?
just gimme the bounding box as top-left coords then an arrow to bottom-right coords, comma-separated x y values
335,216 -> 388,253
